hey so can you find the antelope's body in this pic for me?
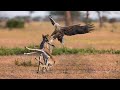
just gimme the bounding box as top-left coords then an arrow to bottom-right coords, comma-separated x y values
24,35 -> 55,73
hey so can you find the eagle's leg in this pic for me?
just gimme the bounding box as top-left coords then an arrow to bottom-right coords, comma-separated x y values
48,38 -> 54,53
37,56 -> 42,73
61,37 -> 65,48
49,45 -> 53,54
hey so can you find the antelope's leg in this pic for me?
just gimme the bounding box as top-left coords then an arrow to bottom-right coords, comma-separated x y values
39,56 -> 42,71
48,38 -> 54,53
37,56 -> 42,73
24,52 -> 37,55
45,57 -> 51,71
42,57 -> 49,72
47,43 -> 53,54
37,61 -> 40,73
62,37 -> 64,48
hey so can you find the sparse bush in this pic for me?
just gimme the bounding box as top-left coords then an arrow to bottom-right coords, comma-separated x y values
15,60 -> 37,67
15,60 -> 20,66
0,47 -> 30,56
102,16 -> 108,22
20,60 -> 32,66
6,19 -> 25,29
0,47 -> 120,56
109,18 -> 117,23
52,47 -> 120,55
110,29 -> 114,32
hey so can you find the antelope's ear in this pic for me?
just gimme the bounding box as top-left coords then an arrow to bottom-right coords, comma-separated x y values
42,34 -> 44,38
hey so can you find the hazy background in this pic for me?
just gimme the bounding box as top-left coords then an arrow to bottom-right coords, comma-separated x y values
1,11 -> 120,19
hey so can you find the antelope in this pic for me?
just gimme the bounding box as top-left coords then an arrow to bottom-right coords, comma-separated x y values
24,34 -> 55,73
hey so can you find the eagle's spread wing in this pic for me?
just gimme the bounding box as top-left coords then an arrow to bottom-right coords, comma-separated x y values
49,15 -> 95,44
61,23 -> 94,36
51,23 -> 94,43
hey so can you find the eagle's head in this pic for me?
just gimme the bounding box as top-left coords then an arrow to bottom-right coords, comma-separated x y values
54,23 -> 61,31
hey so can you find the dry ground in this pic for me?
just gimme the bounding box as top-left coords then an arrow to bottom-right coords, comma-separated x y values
0,54 -> 119,79
0,22 -> 120,79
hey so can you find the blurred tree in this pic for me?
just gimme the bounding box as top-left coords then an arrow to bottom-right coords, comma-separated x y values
96,11 -> 103,27
65,11 -> 72,25
0,12 -> 8,28
101,16 -> 108,22
109,18 -> 117,23
28,11 -> 34,22
32,16 -> 42,21
50,11 -> 64,17
96,11 -> 111,27
109,18 -> 118,32
85,11 -> 90,24
50,11 -> 80,25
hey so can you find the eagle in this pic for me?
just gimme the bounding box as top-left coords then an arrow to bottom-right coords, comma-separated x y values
48,15 -> 95,46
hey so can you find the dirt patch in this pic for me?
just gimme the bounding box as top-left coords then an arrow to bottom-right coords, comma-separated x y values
0,54 -> 119,79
